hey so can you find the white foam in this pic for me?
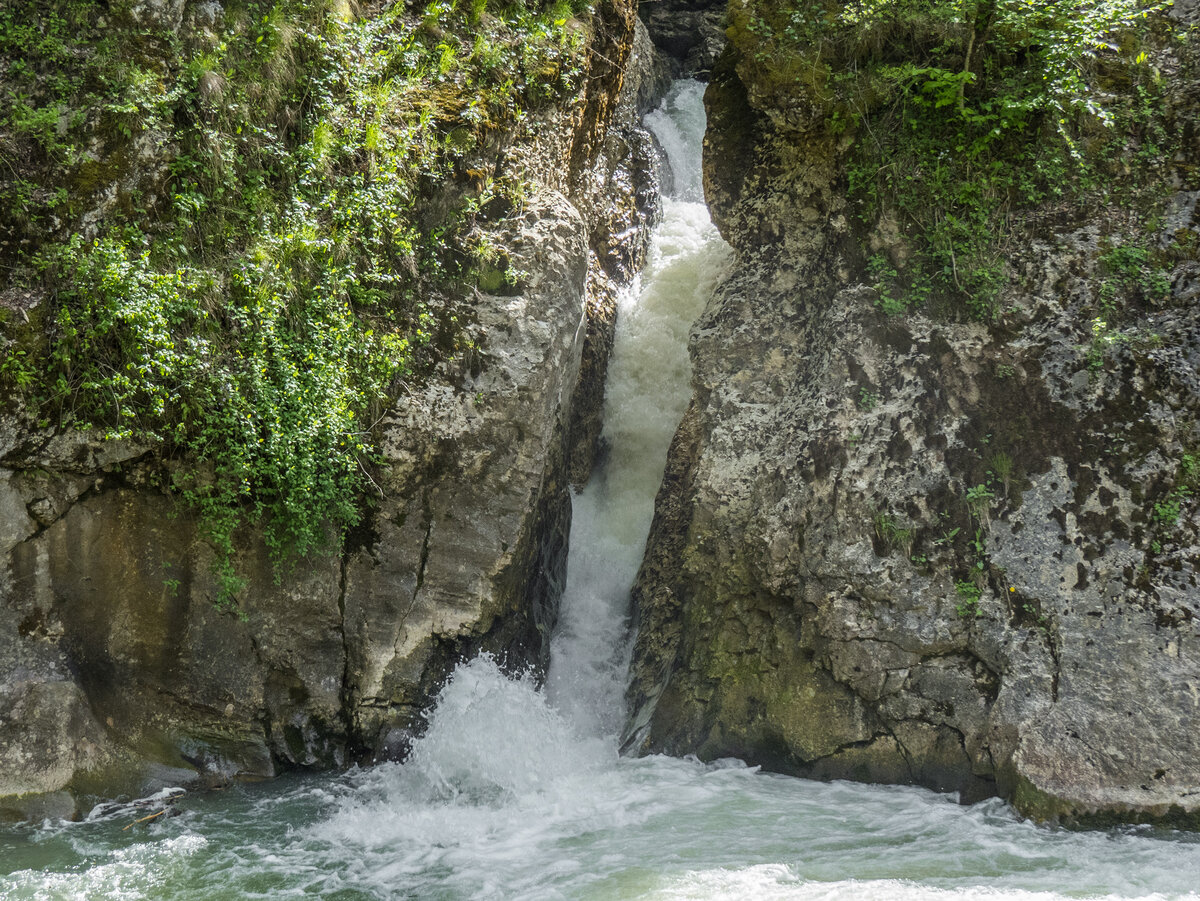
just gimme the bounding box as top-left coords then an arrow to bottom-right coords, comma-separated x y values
1,835 -> 207,900
544,79 -> 732,740
645,80 -> 709,202
649,868 -> 1192,901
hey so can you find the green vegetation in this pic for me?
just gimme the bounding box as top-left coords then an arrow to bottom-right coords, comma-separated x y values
964,481 -> 995,526
988,450 -> 1013,497
1087,316 -> 1123,372
1148,451 -> 1198,554
868,252 -> 920,315
931,524 -> 960,548
873,510 -> 914,554
1152,492 -> 1186,525
1019,600 -> 1050,631
1098,241 -> 1172,313
0,0 -> 592,606
728,0 -> 1175,319
954,580 -> 982,617
1085,240 -> 1172,371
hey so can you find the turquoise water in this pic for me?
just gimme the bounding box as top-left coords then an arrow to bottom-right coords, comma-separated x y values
2,688 -> 1199,900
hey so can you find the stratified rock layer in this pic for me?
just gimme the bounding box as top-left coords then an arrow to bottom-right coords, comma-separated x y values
627,4 -> 1200,825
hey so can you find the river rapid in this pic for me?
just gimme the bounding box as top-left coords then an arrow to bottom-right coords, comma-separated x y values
2,80 -> 1199,901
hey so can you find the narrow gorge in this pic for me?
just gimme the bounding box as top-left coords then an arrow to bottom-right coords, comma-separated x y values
3,0 -> 1200,896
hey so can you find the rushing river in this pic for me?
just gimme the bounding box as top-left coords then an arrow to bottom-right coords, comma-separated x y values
3,80 -> 1200,901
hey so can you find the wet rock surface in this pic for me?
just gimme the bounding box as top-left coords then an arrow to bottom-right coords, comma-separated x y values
640,0 -> 727,77
341,187 -> 592,753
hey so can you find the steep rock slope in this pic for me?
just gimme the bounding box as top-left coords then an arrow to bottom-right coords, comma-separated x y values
0,0 -> 654,819
627,0 -> 1200,824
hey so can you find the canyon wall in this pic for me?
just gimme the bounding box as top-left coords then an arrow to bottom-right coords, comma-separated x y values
627,0 -> 1200,825
0,0 -> 655,819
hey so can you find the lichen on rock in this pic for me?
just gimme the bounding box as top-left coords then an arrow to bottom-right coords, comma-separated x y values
626,0 -> 1200,826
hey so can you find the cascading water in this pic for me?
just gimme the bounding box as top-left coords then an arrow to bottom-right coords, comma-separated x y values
3,80 -> 1200,901
543,79 -> 729,738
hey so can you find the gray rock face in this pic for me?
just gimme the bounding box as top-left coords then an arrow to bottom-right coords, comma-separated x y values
3,482 -> 347,814
0,0 -> 651,819
115,0 -> 185,31
0,185 -> 612,817
626,13 -> 1200,825
629,252 -> 1200,824
640,0 -> 727,77
342,188 -> 592,750
622,16 -> 675,117
0,603 -> 108,820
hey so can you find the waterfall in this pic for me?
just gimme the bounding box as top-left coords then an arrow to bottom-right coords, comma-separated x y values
543,78 -> 731,739
309,77 -> 731,819
5,80 -> 1200,901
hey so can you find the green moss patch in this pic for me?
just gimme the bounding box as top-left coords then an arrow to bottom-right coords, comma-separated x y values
726,0 -> 1182,319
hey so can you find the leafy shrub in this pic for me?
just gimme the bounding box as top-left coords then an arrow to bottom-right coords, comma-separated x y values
955,579 -> 982,617
728,0 -> 1174,319
1,0 -> 591,606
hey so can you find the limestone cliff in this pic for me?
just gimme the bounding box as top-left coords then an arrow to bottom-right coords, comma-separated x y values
0,0 -> 656,819
627,0 -> 1200,825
